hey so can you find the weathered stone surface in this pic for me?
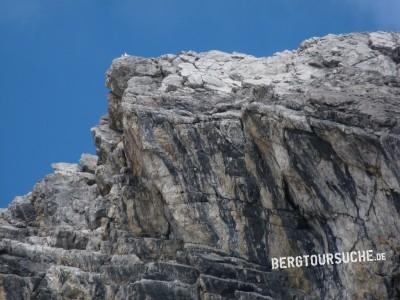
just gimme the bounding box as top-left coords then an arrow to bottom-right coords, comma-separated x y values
1,32 -> 399,299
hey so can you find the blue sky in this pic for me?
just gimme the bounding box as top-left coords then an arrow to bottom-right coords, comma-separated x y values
0,0 -> 399,207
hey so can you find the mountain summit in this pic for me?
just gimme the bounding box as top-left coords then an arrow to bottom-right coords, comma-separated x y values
1,32 -> 399,299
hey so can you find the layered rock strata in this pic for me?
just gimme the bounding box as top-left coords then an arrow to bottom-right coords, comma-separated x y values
1,32 -> 399,299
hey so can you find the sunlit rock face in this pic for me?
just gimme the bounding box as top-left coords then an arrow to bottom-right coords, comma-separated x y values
1,32 -> 399,300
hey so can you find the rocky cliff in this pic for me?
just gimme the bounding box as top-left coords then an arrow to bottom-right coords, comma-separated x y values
1,32 -> 399,300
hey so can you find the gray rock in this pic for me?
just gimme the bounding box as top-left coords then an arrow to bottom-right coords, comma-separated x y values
79,153 -> 98,174
1,32 -> 399,299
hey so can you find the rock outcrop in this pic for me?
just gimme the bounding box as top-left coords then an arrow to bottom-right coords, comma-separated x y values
1,32 -> 399,299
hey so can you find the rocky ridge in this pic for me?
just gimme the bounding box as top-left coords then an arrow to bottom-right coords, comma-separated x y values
0,32 -> 399,299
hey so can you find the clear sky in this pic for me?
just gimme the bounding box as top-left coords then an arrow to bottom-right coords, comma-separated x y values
0,0 -> 399,207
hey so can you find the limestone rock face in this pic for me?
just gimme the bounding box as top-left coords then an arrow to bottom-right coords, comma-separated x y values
1,32 -> 400,299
